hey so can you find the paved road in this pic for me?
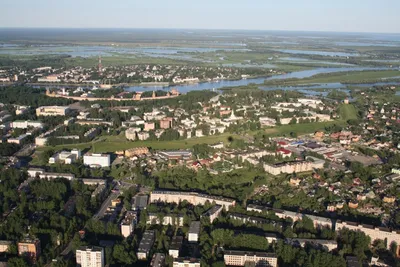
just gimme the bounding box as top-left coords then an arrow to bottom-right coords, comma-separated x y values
13,143 -> 35,157
57,182 -> 133,260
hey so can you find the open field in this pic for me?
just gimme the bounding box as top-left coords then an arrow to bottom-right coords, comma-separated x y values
37,132 -> 241,153
339,104 -> 358,121
38,118 -> 347,154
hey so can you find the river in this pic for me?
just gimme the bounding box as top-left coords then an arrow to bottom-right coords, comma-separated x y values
124,67 -> 397,93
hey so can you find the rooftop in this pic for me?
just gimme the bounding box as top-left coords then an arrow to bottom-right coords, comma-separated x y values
138,230 -> 155,253
224,250 -> 277,258
189,221 -> 201,234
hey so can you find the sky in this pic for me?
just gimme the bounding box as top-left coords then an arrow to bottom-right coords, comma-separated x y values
1,0 -> 399,33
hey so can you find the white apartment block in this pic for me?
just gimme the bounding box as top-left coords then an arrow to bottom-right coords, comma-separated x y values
11,120 -> 43,129
150,190 -> 235,210
147,213 -> 184,226
336,221 -> 400,254
263,157 -> 324,175
120,211 -> 137,238
49,149 -> 81,164
83,153 -> 111,168
173,258 -> 201,267
224,251 -> 277,267
36,106 -> 70,117
76,246 -> 104,267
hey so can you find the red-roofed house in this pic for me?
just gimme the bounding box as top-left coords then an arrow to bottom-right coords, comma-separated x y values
276,148 -> 292,158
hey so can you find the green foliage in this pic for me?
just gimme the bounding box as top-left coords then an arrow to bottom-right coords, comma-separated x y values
0,86 -> 73,107
0,143 -> 21,156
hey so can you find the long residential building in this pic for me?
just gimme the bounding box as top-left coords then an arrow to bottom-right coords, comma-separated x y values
137,230 -> 155,260
11,120 -> 43,129
83,153 -> 111,168
173,258 -> 201,267
336,220 -> 400,255
147,213 -> 184,226
286,238 -> 337,251
247,204 -> 400,255
36,106 -> 70,117
150,190 -> 235,210
224,250 -> 278,267
158,150 -> 192,161
247,204 -> 332,229
263,157 -> 324,175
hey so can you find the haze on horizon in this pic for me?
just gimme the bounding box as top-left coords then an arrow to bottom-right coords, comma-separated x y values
1,0 -> 400,34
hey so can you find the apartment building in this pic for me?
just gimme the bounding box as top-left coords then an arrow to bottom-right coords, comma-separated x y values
150,190 -> 236,210
263,157 -> 324,175
188,221 -> 200,242
147,213 -> 184,226
120,211 -> 137,238
336,221 -> 400,255
173,258 -> 201,267
0,241 -> 12,253
83,153 -> 111,168
11,120 -> 43,129
224,250 -> 278,267
36,106 -> 70,117
39,172 -> 75,181
157,150 -> 192,161
201,205 -> 223,223
137,230 -> 155,260
169,236 -> 183,258
150,253 -> 166,267
76,246 -> 104,267
18,238 -> 41,264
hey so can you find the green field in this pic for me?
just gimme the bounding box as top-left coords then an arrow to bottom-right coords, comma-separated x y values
38,118 -> 348,154
339,104 -> 358,121
37,132 -> 242,153
264,70 -> 400,85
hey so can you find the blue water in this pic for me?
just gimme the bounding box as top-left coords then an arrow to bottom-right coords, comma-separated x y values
124,67 -> 393,93
274,49 -> 359,57
335,41 -> 400,47
0,45 -> 249,58
278,57 -> 354,66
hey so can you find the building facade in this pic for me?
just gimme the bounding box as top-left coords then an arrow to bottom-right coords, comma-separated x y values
224,250 -> 278,267
76,246 -> 104,267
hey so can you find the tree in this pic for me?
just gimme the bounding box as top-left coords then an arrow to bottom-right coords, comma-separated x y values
289,117 -> 297,125
7,258 -> 29,267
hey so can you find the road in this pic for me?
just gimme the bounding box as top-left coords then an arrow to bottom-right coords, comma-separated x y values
13,143 -> 36,157
58,182 -> 133,259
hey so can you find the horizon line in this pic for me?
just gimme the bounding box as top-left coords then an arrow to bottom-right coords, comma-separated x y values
0,27 -> 400,35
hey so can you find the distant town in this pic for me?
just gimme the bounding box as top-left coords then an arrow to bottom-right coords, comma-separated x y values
0,28 -> 400,267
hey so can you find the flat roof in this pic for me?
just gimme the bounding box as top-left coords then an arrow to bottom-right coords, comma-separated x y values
150,253 -> 165,267
169,236 -> 183,250
134,195 -> 149,209
202,205 -> 222,217
138,230 -> 155,253
152,190 -> 235,203
224,250 -> 277,258
77,246 -> 103,252
189,221 -> 200,234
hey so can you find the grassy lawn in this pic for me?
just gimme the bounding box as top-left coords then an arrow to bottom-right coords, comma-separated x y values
38,132 -> 240,153
64,55 -> 188,68
260,120 -> 345,137
264,70 -> 400,85
339,104 -> 358,121
39,118 -> 348,153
